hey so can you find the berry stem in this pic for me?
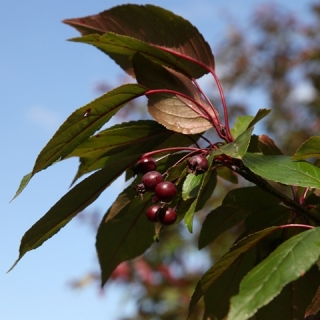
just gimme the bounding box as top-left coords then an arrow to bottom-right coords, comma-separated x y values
142,147 -> 200,159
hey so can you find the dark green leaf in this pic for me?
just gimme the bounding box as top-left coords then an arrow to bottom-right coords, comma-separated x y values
188,226 -> 281,318
9,154 -> 139,272
292,136 -> 320,160
216,166 -> 238,183
255,265 -> 320,320
203,248 -> 257,320
70,120 -> 194,184
219,126 -> 254,159
199,186 -> 281,249
228,227 -> 320,320
70,33 -> 190,78
31,84 -> 146,176
133,53 -> 218,134
96,186 -> 155,286
63,4 -> 215,78
243,153 -> 320,188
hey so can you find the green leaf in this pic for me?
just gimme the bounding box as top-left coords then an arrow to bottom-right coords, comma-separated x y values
255,265 -> 320,320
188,226 -> 281,318
292,136 -> 320,160
9,154 -> 140,272
184,151 -> 215,232
248,134 -> 283,155
216,166 -> 238,183
243,153 -> 320,188
70,120 -> 194,184
70,33 -> 190,78
199,186 -> 281,249
133,53 -> 218,134
231,109 -> 270,139
203,248 -> 257,320
219,126 -> 254,159
96,186 -> 155,286
227,227 -> 320,320
63,4 -> 215,78
11,172 -> 32,201
31,83 -> 146,176
231,115 -> 254,139
182,173 -> 203,200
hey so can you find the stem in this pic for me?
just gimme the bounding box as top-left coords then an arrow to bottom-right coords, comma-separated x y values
153,46 -> 234,142
142,147 -> 200,159
232,163 -> 320,225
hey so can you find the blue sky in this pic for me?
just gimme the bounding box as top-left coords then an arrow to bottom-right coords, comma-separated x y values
1,1 -> 313,319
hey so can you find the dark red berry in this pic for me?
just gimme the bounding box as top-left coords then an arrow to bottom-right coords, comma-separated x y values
141,171 -> 163,191
154,181 -> 177,202
134,183 -> 146,195
146,205 -> 161,222
187,154 -> 209,175
157,207 -> 177,225
135,156 -> 157,174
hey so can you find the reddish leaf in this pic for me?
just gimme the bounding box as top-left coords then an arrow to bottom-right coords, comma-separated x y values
63,4 -> 215,78
133,53 -> 218,134
306,286 -> 320,317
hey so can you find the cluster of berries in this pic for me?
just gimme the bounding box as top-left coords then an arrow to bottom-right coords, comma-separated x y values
135,153 -> 209,226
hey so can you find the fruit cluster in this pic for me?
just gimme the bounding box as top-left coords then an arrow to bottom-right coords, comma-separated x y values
135,156 -> 177,225
135,153 -> 209,226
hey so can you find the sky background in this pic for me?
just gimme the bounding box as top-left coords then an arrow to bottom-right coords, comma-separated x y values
1,1 -> 314,319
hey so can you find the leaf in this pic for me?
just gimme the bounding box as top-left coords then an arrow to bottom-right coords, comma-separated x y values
70,33 -> 190,78
219,126 -> 254,159
182,173 -> 204,200
203,248 -> 257,320
199,186 -> 281,249
9,154 -> 140,272
188,226 -> 281,318
248,134 -> 283,155
231,109 -> 270,139
63,4 -> 215,78
227,227 -> 320,320
68,120 -> 176,159
216,166 -> 238,184
255,265 -> 320,320
305,286 -> 320,317
292,136 -> 320,160
243,153 -> 320,188
96,186 -> 155,286
11,172 -> 32,201
70,120 -> 194,184
184,151 -> 216,232
133,53 -> 217,134
30,84 -> 146,177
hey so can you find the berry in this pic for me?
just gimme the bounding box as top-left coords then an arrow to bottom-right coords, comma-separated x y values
146,205 -> 161,222
155,181 -> 177,202
141,171 -> 163,191
135,156 -> 157,174
135,183 -> 146,195
157,207 -> 177,225
187,154 -> 209,175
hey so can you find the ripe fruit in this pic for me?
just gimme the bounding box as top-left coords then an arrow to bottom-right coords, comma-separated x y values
155,181 -> 177,202
187,154 -> 209,175
141,171 -> 163,191
146,205 -> 161,222
135,156 -> 157,174
157,207 -> 177,225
